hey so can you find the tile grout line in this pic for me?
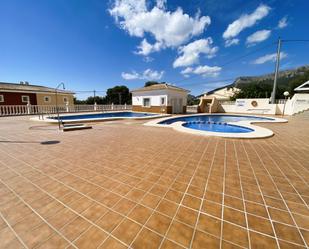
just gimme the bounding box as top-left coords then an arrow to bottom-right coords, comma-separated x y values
249,141 -> 308,248
219,140 -> 227,249
127,137 -> 208,249
188,139 -> 219,249
0,211 -> 29,249
157,138 -> 214,249
233,140 -> 251,249
240,141 -> 281,249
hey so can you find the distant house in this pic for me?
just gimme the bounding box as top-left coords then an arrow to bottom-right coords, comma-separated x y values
204,85 -> 239,101
0,82 -> 75,105
294,80 -> 309,93
131,83 -> 189,114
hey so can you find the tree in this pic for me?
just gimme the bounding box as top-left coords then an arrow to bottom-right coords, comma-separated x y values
144,81 -> 160,87
187,94 -> 199,105
105,85 -> 131,104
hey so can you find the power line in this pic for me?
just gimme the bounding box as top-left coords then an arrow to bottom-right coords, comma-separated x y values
175,41 -> 276,86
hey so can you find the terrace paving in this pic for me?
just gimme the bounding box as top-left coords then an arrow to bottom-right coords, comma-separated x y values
0,113 -> 308,249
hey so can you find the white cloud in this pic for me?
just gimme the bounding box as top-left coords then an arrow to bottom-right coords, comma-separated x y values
252,52 -> 287,64
173,38 -> 218,68
109,0 -> 211,55
121,69 -> 164,80
246,29 -> 271,45
278,16 -> 288,29
225,38 -> 239,47
135,39 -> 162,56
223,4 -> 271,40
181,65 -> 222,77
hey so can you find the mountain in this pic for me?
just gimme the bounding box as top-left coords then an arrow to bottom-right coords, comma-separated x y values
233,65 -> 309,88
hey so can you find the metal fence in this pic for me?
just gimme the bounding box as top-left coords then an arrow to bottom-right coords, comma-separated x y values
0,104 -> 132,117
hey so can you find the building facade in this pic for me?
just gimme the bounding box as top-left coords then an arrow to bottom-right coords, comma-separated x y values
131,84 -> 189,114
0,82 -> 74,105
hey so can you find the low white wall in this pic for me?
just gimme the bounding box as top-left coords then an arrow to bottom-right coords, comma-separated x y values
219,94 -> 309,115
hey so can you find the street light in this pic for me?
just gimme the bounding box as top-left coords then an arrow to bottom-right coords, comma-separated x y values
55,82 -> 65,130
282,91 -> 289,117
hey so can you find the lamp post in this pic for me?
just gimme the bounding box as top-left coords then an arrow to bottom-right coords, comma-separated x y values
282,91 -> 289,117
55,82 -> 65,130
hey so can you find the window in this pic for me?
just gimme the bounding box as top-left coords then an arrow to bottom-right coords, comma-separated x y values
44,96 -> 51,103
143,98 -> 151,107
63,97 -> 68,103
0,95 -> 4,102
21,95 -> 30,103
160,97 -> 165,105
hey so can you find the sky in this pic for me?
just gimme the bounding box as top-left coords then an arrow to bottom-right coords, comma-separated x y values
0,0 -> 309,99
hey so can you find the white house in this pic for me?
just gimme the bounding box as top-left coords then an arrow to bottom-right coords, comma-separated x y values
131,83 -> 189,114
204,85 -> 239,101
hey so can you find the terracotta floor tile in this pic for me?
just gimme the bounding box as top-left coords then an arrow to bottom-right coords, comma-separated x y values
160,239 -> 184,249
98,236 -> 127,249
60,216 -> 91,241
140,193 -> 161,209
1,114 -> 309,248
96,210 -> 124,233
167,220 -> 194,248
165,190 -> 183,204
81,203 -> 108,223
0,227 -> 19,248
175,206 -> 198,226
113,198 -> 136,216
249,231 -> 278,249
128,204 -> 152,225
278,240 -> 306,249
223,207 -> 246,227
197,213 -> 221,237
46,208 -> 77,230
222,222 -> 249,248
18,222 -> 54,248
224,195 -> 244,211
36,233 -> 69,249
293,213 -> 309,230
182,194 -> 201,210
112,218 -> 142,245
192,231 -> 220,249
146,212 -> 172,235
247,214 -> 275,236
268,207 -> 295,226
273,222 -> 304,245
245,201 -> 268,218
74,226 -> 108,249
201,200 -> 222,218
132,228 -> 163,249
300,229 -> 309,246
156,199 -> 178,218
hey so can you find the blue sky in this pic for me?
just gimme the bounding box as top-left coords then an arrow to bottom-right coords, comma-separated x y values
0,0 -> 308,98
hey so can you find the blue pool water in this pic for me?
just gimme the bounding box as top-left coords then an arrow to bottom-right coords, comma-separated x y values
160,114 -> 274,133
50,111 -> 157,120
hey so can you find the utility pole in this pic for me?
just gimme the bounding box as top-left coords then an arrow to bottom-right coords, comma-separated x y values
93,90 -> 96,104
271,38 -> 282,104
118,92 -> 122,105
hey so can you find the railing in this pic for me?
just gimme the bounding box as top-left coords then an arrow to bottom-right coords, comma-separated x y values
0,104 -> 132,117
186,105 -> 198,113
218,100 -> 236,105
275,99 -> 287,104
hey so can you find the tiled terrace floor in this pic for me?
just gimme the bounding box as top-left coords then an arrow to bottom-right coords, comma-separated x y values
0,114 -> 308,249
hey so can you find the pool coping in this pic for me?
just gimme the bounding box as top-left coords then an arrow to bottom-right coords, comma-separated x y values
144,113 -> 288,138
30,111 -> 171,123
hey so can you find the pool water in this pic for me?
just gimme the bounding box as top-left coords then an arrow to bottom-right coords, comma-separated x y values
183,122 -> 254,133
50,111 -> 157,120
159,114 -> 274,133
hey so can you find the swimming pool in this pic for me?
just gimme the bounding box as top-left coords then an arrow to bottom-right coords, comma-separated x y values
145,114 -> 287,138
50,111 -> 158,121
34,111 -> 168,123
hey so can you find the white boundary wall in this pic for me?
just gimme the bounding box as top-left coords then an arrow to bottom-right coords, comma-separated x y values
219,94 -> 309,115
